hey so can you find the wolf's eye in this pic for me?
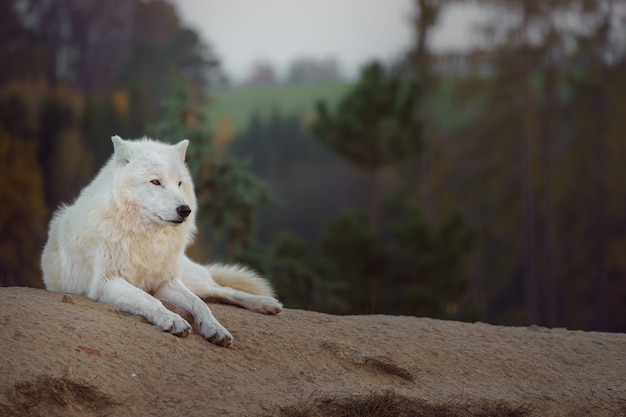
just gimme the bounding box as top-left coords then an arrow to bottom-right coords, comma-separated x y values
150,179 -> 161,186
178,181 -> 182,187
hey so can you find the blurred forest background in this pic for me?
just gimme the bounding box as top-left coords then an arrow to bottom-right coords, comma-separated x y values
1,0 -> 626,332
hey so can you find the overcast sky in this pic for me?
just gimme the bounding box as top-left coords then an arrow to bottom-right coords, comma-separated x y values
173,0 -> 482,82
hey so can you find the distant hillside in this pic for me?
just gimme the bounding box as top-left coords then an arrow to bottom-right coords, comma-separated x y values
205,78 -> 485,139
206,81 -> 351,134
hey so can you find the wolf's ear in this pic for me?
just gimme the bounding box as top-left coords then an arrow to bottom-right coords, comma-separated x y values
111,135 -> 131,164
174,139 -> 189,162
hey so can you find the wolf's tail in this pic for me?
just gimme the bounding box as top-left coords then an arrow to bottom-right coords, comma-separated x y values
207,263 -> 275,297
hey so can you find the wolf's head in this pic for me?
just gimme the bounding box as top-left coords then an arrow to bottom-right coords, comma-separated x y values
110,136 -> 198,230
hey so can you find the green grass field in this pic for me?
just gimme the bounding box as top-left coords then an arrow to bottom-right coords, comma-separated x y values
204,78 -> 484,136
205,81 -> 351,134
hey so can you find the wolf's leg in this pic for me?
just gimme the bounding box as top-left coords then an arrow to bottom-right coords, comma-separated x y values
182,257 -> 282,315
93,277 -> 192,337
154,279 -> 233,347
192,284 -> 283,315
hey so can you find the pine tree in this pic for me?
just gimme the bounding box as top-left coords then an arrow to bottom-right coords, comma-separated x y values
312,62 -> 422,234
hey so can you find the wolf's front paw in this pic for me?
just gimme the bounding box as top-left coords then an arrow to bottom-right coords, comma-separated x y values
158,312 -> 192,337
200,322 -> 233,347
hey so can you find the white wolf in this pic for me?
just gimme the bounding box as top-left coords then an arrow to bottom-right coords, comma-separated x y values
41,136 -> 282,347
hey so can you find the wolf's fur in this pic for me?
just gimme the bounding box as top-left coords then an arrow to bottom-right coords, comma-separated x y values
41,136 -> 282,347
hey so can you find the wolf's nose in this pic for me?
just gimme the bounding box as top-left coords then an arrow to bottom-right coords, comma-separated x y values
176,205 -> 191,218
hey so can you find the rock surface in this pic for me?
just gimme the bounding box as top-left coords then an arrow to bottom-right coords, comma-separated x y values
1,287 -> 625,416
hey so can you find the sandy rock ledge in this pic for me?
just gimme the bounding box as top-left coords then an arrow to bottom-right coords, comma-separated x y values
0,287 -> 625,416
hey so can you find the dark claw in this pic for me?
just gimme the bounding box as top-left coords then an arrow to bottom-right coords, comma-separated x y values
208,334 -> 233,348
168,325 -> 190,338
173,328 -> 190,338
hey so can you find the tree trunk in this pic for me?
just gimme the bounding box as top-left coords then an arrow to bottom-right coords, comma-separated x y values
518,8 -> 540,326
593,5 -> 612,332
413,0 -> 439,221
595,68 -> 610,332
367,168 -> 382,314
542,45 -> 557,328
